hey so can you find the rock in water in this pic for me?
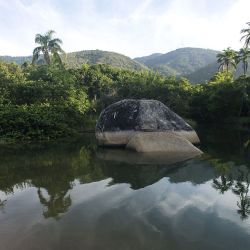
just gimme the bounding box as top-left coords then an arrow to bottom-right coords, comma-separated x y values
96,99 -> 200,146
126,132 -> 202,156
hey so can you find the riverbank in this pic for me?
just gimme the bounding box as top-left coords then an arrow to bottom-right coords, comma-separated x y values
1,62 -> 250,143
1,116 -> 250,144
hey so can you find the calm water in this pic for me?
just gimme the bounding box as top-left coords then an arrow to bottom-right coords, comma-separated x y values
0,125 -> 250,250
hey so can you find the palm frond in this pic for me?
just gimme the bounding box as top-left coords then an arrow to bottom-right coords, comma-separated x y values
45,30 -> 55,38
49,38 -> 63,45
35,34 -> 45,45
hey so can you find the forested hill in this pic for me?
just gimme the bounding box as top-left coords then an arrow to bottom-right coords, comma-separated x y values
65,50 -> 147,70
0,50 -> 147,71
134,47 -> 220,78
0,55 -> 32,65
185,60 -> 250,83
4,47 -> 241,83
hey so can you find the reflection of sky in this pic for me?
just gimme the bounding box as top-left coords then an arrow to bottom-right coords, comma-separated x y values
0,176 -> 250,250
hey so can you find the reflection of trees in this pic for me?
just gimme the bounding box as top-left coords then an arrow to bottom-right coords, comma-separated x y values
211,159 -> 233,194
0,199 -> 6,212
29,145 -> 105,220
211,159 -> 250,220
232,170 -> 250,220
0,137 -> 106,220
38,188 -> 71,220
213,175 -> 233,194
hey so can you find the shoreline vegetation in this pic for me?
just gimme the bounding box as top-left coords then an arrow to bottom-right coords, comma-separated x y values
1,24 -> 250,143
1,61 -> 250,143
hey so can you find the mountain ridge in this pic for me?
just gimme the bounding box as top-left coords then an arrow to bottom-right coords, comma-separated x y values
0,47 -> 223,82
134,47 -> 220,78
0,49 -> 147,71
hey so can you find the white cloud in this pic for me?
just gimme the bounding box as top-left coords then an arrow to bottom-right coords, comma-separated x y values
0,0 -> 250,57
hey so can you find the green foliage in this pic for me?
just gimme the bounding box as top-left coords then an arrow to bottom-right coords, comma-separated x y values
238,47 -> 250,75
190,75 -> 248,121
217,47 -> 238,72
209,71 -> 234,84
0,62 -> 89,141
0,105 -> 78,140
1,59 -> 250,141
241,22 -> 250,48
32,30 -> 64,65
0,61 -> 26,84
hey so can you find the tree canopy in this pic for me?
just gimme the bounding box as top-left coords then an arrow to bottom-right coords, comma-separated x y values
32,30 -> 65,65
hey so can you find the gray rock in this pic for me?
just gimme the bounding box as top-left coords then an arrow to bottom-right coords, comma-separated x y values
96,99 -> 200,146
126,132 -> 202,155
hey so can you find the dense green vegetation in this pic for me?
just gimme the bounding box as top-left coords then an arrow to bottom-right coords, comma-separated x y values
3,46 -> 250,84
1,59 -> 250,142
1,23 -> 250,142
0,47 -> 222,82
0,62 -> 89,141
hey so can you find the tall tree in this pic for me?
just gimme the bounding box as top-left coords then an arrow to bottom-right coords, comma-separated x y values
241,22 -> 250,48
217,47 -> 237,72
238,47 -> 250,75
32,30 -> 64,65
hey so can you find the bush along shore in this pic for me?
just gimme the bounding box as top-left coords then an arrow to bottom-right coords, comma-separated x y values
1,60 -> 250,142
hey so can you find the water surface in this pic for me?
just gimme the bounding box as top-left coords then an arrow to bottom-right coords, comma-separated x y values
0,125 -> 250,250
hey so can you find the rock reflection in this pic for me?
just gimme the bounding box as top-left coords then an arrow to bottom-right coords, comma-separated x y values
0,138 -> 205,219
1,132 -> 250,222
97,148 -> 201,165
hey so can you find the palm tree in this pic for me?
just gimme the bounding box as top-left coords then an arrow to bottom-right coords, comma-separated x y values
32,30 -> 64,65
241,22 -> 250,48
238,47 -> 250,75
217,47 -> 238,72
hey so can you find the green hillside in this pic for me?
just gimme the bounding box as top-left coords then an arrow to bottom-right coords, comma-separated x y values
3,47 -> 239,83
185,62 -> 219,83
0,55 -> 32,64
186,60 -> 250,83
134,47 -> 220,78
0,50 -> 147,71
134,53 -> 163,64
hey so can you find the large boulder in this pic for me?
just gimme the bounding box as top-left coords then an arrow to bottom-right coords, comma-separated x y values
126,132 -> 202,155
96,99 -> 200,146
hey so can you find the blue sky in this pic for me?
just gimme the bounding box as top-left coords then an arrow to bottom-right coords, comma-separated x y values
0,0 -> 249,57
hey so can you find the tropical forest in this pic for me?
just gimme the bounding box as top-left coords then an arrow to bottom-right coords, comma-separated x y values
1,1 -> 250,250
1,24 -> 250,141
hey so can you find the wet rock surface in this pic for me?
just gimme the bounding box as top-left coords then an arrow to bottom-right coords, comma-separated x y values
96,99 -> 194,133
126,132 -> 202,155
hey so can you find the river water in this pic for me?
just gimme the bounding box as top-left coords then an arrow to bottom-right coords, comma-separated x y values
0,125 -> 250,250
